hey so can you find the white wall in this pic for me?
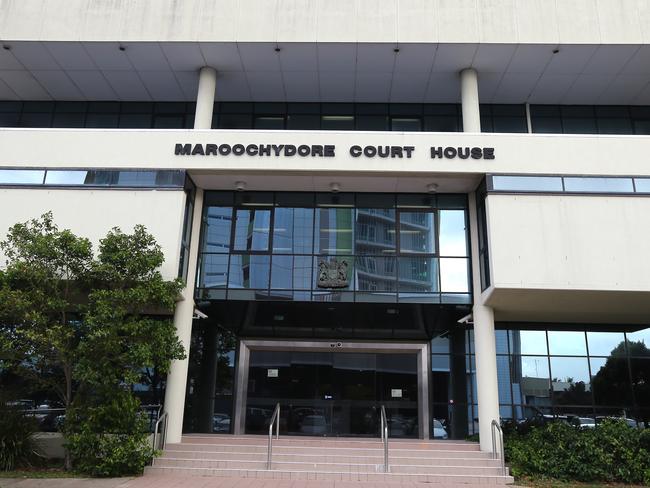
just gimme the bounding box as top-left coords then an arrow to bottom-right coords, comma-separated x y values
0,0 -> 648,44
0,188 -> 186,281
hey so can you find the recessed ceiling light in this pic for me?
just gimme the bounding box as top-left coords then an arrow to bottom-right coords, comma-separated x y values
426,183 -> 439,193
274,47 -> 281,52
393,47 -> 400,53
552,48 -> 559,54
2,45 -> 11,51
329,182 -> 341,193
235,181 -> 247,191
118,45 -> 126,52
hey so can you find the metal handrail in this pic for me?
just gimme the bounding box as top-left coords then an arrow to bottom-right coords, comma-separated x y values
266,403 -> 280,470
380,405 -> 389,473
152,411 -> 169,454
491,419 -> 506,476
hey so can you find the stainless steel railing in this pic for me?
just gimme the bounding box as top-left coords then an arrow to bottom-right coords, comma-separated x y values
266,403 -> 280,469
380,405 -> 389,473
491,419 -> 506,476
152,411 -> 169,453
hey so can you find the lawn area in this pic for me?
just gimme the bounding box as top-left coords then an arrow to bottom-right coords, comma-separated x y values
517,477 -> 647,488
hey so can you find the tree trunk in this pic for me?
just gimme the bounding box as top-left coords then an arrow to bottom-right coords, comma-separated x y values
63,364 -> 72,471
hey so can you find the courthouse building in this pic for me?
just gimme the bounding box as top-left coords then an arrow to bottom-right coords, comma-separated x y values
1,0 -> 649,453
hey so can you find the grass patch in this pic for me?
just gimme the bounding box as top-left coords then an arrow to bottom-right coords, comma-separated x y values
516,476 -> 648,488
0,460 -> 76,479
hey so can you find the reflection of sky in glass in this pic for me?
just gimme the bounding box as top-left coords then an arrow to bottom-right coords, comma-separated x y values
589,357 -> 607,377
520,356 -> 550,378
518,330 -> 548,355
587,332 -> 626,356
439,210 -> 467,257
439,258 -> 468,292
550,357 -> 590,383
548,331 -> 587,356
627,327 -> 650,347
0,169 -> 44,184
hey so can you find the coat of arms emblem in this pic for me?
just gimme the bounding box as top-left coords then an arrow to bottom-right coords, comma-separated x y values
317,258 -> 349,288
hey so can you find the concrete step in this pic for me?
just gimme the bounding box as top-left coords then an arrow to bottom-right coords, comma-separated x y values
160,450 -> 500,466
155,457 -> 505,475
145,465 -> 514,484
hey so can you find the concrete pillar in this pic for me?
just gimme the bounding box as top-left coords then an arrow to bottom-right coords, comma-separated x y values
194,66 -> 217,130
460,68 -> 481,133
164,189 -> 204,443
468,192 -> 500,453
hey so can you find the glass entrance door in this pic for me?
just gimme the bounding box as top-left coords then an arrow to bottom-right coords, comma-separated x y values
245,351 -> 418,437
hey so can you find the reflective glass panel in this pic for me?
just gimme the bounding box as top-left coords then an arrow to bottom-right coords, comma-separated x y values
315,208 -> 354,254
563,177 -> 634,193
439,258 -> 469,293
591,357 -> 634,406
397,257 -> 438,293
548,331 -> 587,356
228,255 -> 270,289
511,356 -> 551,406
233,209 -> 271,251
0,169 -> 44,185
587,331 -> 626,356
550,357 -> 592,405
516,330 -> 548,355
626,327 -> 650,354
355,256 -> 396,291
391,118 -> 422,131
203,207 -> 233,253
497,356 -> 512,404
491,175 -> 563,192
439,210 -> 467,257
270,255 -> 312,290
399,212 -> 435,254
355,208 -> 396,255
431,335 -> 450,354
630,358 -> 650,409
44,170 -> 88,185
634,178 -> 650,192
198,254 -> 228,288
272,207 -> 314,253
495,330 -> 510,354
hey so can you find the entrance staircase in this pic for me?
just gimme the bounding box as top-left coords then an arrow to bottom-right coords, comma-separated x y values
146,435 -> 514,484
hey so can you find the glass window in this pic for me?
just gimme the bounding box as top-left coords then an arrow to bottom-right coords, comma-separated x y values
497,356 -> 512,404
563,177 -> 634,193
493,116 -> 527,133
52,112 -> 85,127
356,115 -> 388,131
218,113 -> 252,129
254,116 -> 285,129
550,357 -> 592,406
439,258 -> 469,293
424,115 -> 459,132
321,115 -> 354,130
517,330 -> 548,355
356,256 -> 396,291
634,178 -> 650,192
439,210 -> 467,257
315,208 -> 354,254
228,254 -> 270,289
0,169 -> 45,185
271,255 -> 312,290
548,331 -> 587,356
233,209 -> 271,252
391,118 -> 422,131
153,115 -> 185,128
630,358 -> 650,408
272,207 -> 314,254
85,113 -> 119,128
44,170 -> 87,185
355,208 -> 396,254
591,357 -> 634,406
627,327 -> 650,353
431,335 -> 450,354
397,256 -> 438,293
587,331 -> 626,356
287,114 -> 320,130
531,116 -> 563,134
491,175 -> 563,192
203,207 -> 233,253
198,254 -> 229,288
118,114 -> 152,128
399,212 -> 435,254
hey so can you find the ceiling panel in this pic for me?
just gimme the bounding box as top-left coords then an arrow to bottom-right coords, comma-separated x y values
199,43 -> 244,72
0,48 -> 25,70
598,75 -> 649,104
278,44 -> 318,72
581,45 -> 639,75
83,43 -> 133,70
543,45 -> 598,75
102,70 -> 150,100
477,72 -> 502,102
174,70 -> 200,101
10,42 -> 60,70
66,70 -> 116,99
390,71 -> 428,102
527,73 -> 576,104
0,79 -> 19,99
0,71 -> 51,99
634,83 -> 650,104
213,71 -> 251,101
505,45 -> 554,74
161,43 -> 206,72
317,43 -> 356,71
356,44 -> 396,72
393,44 -> 437,73
138,71 -> 184,100
238,43 -> 281,71
283,71 -> 319,101
424,72 -> 461,102
493,73 -> 540,103
355,72 -> 392,102
432,44 -> 477,73
45,42 -> 96,70
124,43 -> 171,72
472,44 -> 517,74
561,74 -> 615,104
319,71 -> 355,101
620,45 -> 650,75
247,71 -> 285,101
31,71 -> 83,99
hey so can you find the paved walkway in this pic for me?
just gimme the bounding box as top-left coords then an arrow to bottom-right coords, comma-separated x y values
1,476 -> 512,488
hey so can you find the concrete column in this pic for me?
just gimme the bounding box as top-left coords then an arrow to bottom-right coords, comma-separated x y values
468,192 -> 500,453
460,68 -> 481,133
194,66 -> 217,130
164,189 -> 204,443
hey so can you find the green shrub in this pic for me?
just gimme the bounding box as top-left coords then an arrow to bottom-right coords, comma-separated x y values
0,404 -> 41,471
65,393 -> 154,477
505,419 -> 650,484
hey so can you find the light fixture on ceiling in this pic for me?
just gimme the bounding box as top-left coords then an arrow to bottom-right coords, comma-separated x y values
552,48 -> 560,54
329,182 -> 341,193
2,44 -> 11,51
426,183 -> 439,193
274,46 -> 281,53
118,45 -> 126,52
235,180 -> 247,191
393,47 -> 400,53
